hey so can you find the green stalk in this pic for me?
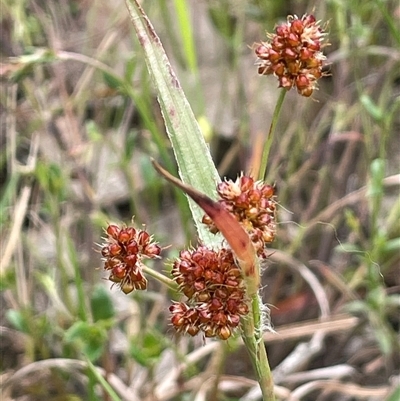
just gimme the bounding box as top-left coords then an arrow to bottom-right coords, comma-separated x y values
85,358 -> 122,401
67,235 -> 88,322
141,265 -> 178,291
258,89 -> 287,181
376,0 -> 400,46
172,0 -> 198,74
241,294 -> 275,400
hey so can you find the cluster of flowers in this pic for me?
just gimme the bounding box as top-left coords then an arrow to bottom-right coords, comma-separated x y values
202,175 -> 276,258
254,14 -> 328,97
170,246 -> 248,340
168,176 -> 276,339
100,175 -> 276,339
101,224 -> 161,294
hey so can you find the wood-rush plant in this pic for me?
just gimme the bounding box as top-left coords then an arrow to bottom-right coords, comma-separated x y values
100,2 -> 328,400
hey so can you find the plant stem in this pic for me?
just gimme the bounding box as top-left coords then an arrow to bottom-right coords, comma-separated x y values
246,89 -> 286,398
141,265 -> 178,291
241,294 -> 275,400
258,89 -> 287,181
85,358 -> 122,401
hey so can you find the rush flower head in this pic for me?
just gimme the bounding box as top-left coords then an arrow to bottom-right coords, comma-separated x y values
101,224 -> 161,294
254,14 -> 328,97
202,175 -> 276,258
170,246 -> 248,340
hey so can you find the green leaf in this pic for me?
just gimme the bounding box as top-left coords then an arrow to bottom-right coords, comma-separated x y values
65,321 -> 107,362
384,238 -> 400,253
124,57 -> 137,82
129,329 -> 166,367
86,120 -> 103,143
6,309 -> 29,333
84,338 -> 106,362
125,0 -> 222,246
102,71 -> 124,91
360,94 -> 383,122
367,286 -> 386,311
172,0 -> 198,73
369,159 -> 385,192
90,284 -> 115,322
0,269 -> 15,291
64,321 -> 91,342
374,325 -> 393,355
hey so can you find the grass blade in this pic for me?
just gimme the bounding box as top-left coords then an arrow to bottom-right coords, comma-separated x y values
125,0 -> 221,245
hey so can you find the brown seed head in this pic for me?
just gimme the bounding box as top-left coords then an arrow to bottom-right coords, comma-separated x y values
254,14 -> 328,96
101,224 -> 160,294
203,175 -> 277,257
169,246 -> 249,340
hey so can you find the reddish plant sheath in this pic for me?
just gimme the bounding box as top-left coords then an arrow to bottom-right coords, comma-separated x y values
152,159 -> 260,296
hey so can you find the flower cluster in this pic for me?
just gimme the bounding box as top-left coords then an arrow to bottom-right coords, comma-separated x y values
101,224 -> 161,294
254,14 -> 328,97
202,175 -> 276,258
169,246 -> 248,340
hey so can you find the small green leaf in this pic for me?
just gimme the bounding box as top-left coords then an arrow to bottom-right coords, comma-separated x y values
84,337 -> 106,362
0,269 -> 16,291
65,321 -> 107,362
367,286 -> 386,311
124,57 -> 137,82
65,321 -> 92,342
384,238 -> 400,253
370,159 -> 385,187
6,309 -> 29,333
90,284 -> 115,322
129,329 -> 165,367
86,120 -> 103,142
360,94 -> 383,122
374,325 -> 393,355
102,71 -> 123,91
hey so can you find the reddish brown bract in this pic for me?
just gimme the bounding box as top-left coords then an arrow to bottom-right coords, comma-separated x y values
202,175 -> 276,258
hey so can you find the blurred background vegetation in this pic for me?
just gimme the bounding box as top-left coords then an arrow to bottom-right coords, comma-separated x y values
1,0 -> 399,400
